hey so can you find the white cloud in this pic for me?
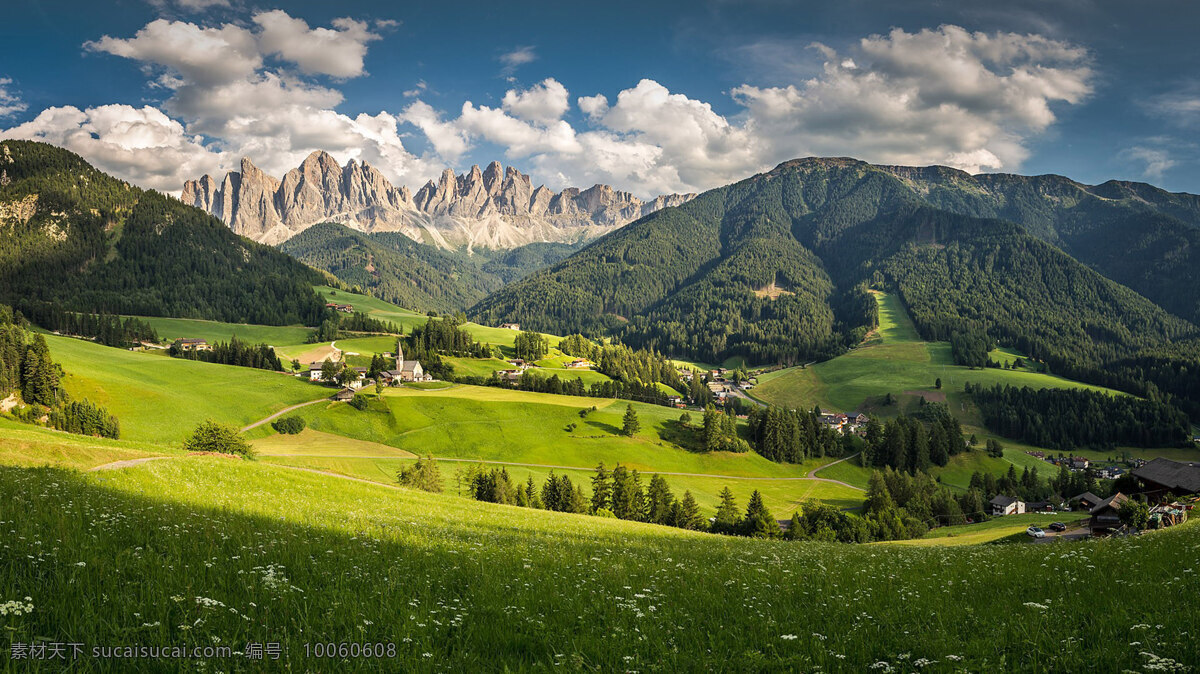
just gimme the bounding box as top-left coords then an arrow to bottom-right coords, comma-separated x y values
502,78 -> 569,124
1120,146 -> 1177,180
499,46 -> 537,74
0,78 -> 25,118
39,11 -> 433,193
253,10 -> 380,78
0,104 -> 225,191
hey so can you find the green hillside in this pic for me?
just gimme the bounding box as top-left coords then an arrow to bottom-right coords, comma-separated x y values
45,334 -> 323,443
471,158 -> 1200,418
2,457 -> 1196,671
0,140 -> 327,325
280,222 -> 580,313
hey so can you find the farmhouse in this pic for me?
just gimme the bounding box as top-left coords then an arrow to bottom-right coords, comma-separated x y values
379,369 -> 403,386
1088,492 -> 1129,535
1132,458 -> 1200,502
347,367 -> 368,389
667,396 -> 684,408
331,388 -> 355,401
500,369 -> 523,383
325,302 -> 354,313
308,363 -> 327,381
990,495 -> 1025,516
1070,492 -> 1104,511
173,338 -> 210,352
566,359 -> 594,369
1069,457 -> 1090,470
500,323 -> 521,330
1024,495 -> 1067,512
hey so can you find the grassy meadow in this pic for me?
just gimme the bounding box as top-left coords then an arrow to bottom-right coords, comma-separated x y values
753,291 -> 1116,415
2,457 -> 1196,671
125,315 -> 313,347
45,334 -> 325,444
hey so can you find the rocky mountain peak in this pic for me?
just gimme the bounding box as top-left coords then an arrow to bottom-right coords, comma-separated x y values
182,154 -> 696,249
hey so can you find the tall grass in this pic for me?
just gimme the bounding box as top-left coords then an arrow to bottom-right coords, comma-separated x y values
1,458 -> 1197,671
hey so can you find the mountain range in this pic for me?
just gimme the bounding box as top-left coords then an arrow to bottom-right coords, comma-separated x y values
182,152 -> 694,249
471,157 -> 1200,416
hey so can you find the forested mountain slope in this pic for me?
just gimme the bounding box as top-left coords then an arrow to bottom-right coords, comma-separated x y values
472,158 -> 1200,416
0,141 -> 326,325
279,222 -> 579,313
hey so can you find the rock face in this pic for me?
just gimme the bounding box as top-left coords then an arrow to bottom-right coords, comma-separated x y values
182,152 -> 694,248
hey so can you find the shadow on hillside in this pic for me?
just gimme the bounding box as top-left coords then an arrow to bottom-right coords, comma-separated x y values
583,419 -> 622,435
656,420 -> 705,453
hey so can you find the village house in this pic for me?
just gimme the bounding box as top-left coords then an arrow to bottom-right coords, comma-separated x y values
1069,457 -> 1091,471
347,367 -> 368,389
990,495 -> 1025,516
1096,466 -> 1125,480
667,396 -> 684,408
853,413 -> 869,425
331,388 -> 355,402
308,363 -> 326,382
325,302 -> 354,313
1069,492 -> 1104,512
1132,458 -> 1200,502
499,323 -> 521,330
676,369 -> 695,382
500,369 -> 523,383
1025,494 -> 1067,512
174,338 -> 210,352
566,359 -> 594,369
1088,492 -> 1129,535
506,358 -> 529,370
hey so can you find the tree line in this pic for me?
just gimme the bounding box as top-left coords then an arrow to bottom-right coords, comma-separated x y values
859,405 -> 968,475
169,336 -> 283,371
966,382 -> 1193,449
15,301 -> 158,348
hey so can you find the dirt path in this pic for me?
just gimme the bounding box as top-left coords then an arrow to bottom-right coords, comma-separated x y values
263,454 -> 864,489
240,398 -> 329,432
810,453 -> 863,490
88,457 -> 171,472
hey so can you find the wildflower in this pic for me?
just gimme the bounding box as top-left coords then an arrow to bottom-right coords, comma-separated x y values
780,634 -> 798,641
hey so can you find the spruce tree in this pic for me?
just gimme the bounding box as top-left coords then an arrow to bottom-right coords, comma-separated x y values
621,404 -> 640,436
713,487 -> 739,534
678,491 -> 702,530
741,490 -> 778,538
590,462 -> 611,513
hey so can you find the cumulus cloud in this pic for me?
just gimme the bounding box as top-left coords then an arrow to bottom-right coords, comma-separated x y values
35,11 -> 434,193
401,25 -> 1093,196
0,78 -> 25,118
0,105 -> 224,191
501,78 -> 569,123
253,10 -> 380,78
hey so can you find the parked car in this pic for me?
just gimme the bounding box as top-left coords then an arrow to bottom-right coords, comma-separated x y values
1026,526 -> 1046,539
1048,522 -> 1067,532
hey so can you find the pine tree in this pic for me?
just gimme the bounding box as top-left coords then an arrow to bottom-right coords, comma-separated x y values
713,487 -> 739,534
646,474 -> 675,525
678,491 -> 702,530
741,490 -> 778,538
590,462 -> 611,513
621,404 -> 640,436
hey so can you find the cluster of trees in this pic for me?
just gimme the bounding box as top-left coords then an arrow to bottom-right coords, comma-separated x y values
484,368 -> 681,407
183,420 -> 253,457
557,334 -> 690,397
949,329 -> 992,368
271,416 -> 306,435
169,336 -> 282,371
308,311 -> 400,343
701,405 -> 751,452
967,465 -> 1057,505
746,406 -> 848,462
16,302 -> 158,348
967,383 -> 1193,449
396,456 -> 443,493
860,406 -> 967,474
513,330 -> 549,361
48,398 -> 119,438
590,464 -> 705,529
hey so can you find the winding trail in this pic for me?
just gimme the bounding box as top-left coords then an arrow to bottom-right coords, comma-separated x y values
240,398 -> 328,432
88,457 -> 171,472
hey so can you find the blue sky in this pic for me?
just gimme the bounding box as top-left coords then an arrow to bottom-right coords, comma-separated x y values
1,0 -> 1196,197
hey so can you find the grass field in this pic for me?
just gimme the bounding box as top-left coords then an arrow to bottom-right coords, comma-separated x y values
264,384 -> 815,480
2,456 -> 1196,671
754,292 -> 1115,416
45,334 -> 325,444
884,513 -> 1084,547
0,418 -> 178,470
316,286 -> 560,348
127,316 -> 313,347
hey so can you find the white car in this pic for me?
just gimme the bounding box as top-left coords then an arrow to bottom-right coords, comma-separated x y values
1026,526 -> 1046,539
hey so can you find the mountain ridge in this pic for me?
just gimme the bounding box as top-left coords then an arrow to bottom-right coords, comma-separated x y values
182,152 -> 695,249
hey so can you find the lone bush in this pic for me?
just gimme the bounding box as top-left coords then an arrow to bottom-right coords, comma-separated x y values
271,416 -> 306,434
184,420 -> 254,457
